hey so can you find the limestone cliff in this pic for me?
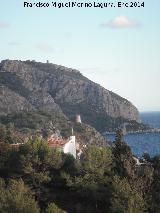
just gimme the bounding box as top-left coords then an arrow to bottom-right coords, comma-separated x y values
0,59 -> 140,132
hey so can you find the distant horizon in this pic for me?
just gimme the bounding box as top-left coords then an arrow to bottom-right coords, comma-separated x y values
140,111 -> 160,113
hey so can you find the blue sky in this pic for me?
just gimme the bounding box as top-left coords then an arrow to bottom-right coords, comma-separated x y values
0,0 -> 160,111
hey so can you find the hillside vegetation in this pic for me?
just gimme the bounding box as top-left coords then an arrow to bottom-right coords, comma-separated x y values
0,131 -> 159,213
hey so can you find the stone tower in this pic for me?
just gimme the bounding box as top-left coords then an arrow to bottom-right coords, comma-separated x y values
75,114 -> 82,123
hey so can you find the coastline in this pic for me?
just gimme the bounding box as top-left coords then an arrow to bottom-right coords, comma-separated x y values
104,128 -> 160,135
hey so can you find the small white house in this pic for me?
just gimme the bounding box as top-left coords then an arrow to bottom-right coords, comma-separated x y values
63,136 -> 76,158
133,157 -> 146,166
48,135 -> 76,158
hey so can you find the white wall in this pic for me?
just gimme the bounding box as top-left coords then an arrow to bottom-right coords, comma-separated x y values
63,136 -> 76,158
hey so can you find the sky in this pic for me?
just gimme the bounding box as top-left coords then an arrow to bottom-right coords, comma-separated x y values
0,0 -> 160,112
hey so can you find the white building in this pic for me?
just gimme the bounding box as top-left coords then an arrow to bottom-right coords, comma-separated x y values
48,135 -> 76,158
75,114 -> 82,123
63,136 -> 76,158
133,157 -> 146,166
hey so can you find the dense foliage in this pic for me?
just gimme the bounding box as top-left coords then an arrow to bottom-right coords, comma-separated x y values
0,130 -> 159,212
0,111 -> 71,139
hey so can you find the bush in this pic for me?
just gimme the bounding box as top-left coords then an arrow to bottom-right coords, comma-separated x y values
46,202 -> 67,213
0,178 -> 40,213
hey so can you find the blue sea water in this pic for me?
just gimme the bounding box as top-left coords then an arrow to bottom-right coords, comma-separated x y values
140,112 -> 160,128
106,112 -> 160,157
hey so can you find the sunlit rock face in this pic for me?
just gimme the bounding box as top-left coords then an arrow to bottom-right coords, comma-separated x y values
0,59 -> 140,130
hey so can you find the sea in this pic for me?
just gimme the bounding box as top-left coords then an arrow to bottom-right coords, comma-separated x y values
105,112 -> 160,157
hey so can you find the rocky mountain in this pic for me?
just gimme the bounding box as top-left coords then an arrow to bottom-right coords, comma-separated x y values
0,59 -> 144,133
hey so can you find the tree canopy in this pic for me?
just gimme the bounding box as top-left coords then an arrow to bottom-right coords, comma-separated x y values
0,130 -> 158,213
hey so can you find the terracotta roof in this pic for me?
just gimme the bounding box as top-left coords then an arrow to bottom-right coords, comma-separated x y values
10,143 -> 24,148
11,144 -> 20,147
48,138 -> 69,147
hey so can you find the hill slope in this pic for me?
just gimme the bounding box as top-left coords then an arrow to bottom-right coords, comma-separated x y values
0,60 -> 142,132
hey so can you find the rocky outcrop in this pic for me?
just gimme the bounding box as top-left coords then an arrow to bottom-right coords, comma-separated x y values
0,59 -> 140,131
0,85 -> 34,115
75,123 -> 107,147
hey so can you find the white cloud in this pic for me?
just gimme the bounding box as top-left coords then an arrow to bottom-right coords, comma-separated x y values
8,41 -> 20,46
0,21 -> 10,28
35,43 -> 54,53
103,15 -> 140,28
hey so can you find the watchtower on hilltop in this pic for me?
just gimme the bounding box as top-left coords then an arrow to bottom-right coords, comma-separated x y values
75,114 -> 82,123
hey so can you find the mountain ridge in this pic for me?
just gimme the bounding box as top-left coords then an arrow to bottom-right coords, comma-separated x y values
0,59 -> 142,132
